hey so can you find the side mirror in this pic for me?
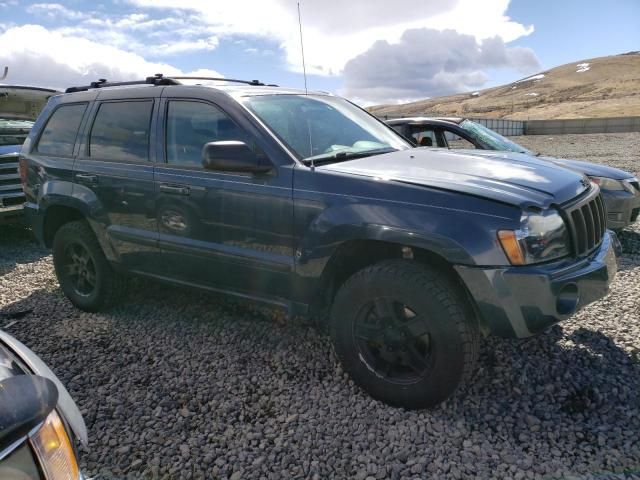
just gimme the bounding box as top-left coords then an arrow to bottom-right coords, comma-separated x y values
202,141 -> 272,174
0,375 -> 58,452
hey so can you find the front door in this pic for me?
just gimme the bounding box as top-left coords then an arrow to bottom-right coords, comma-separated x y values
153,98 -> 294,300
74,94 -> 160,272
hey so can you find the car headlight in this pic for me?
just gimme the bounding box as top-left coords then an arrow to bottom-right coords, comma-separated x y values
30,410 -> 79,480
589,176 -> 635,194
498,210 -> 570,265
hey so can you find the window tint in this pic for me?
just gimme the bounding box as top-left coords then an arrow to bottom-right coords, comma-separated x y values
166,101 -> 252,167
411,128 -> 437,147
36,103 -> 87,156
89,101 -> 153,162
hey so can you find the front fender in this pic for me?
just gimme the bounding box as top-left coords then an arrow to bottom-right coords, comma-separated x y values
292,196 -> 516,307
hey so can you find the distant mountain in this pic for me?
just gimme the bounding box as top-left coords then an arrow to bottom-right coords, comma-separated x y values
368,52 -> 640,119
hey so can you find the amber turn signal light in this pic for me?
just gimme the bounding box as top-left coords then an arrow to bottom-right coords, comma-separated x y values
497,230 -> 526,265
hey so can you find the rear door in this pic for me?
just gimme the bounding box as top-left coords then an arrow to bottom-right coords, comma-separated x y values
153,93 -> 294,300
73,88 -> 161,273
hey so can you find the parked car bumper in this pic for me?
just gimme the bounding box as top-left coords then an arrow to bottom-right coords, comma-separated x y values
601,189 -> 640,230
455,231 -> 618,338
0,204 -> 24,223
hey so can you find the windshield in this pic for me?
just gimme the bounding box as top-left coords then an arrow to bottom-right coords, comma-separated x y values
0,119 -> 32,146
459,119 -> 532,154
242,94 -> 410,163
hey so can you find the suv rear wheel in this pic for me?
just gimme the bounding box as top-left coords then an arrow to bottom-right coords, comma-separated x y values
330,259 -> 480,409
52,220 -> 126,312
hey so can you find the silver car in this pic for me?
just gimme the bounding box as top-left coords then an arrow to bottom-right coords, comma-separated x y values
388,117 -> 640,230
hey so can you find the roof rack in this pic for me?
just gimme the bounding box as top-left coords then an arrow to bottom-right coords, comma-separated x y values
65,74 -> 178,93
65,74 -> 278,93
169,76 -> 278,87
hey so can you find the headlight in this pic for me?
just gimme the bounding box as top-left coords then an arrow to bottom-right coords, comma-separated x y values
30,410 -> 79,480
590,176 -> 635,194
498,210 -> 570,265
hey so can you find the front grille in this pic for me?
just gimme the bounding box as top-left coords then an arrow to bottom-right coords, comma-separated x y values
0,153 -> 25,208
561,187 -> 606,257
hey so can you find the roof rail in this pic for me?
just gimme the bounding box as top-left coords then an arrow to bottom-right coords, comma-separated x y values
65,74 -> 179,93
65,74 -> 278,93
167,76 -> 278,87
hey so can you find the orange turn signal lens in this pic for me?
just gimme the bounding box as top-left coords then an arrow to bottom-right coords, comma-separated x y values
497,230 -> 526,265
30,410 -> 79,480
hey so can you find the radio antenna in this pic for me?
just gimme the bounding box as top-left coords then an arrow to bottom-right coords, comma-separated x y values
297,2 -> 308,94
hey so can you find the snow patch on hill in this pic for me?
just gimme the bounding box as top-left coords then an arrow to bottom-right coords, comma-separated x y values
515,73 -> 545,83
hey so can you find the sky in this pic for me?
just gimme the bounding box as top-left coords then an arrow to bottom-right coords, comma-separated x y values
0,0 -> 638,106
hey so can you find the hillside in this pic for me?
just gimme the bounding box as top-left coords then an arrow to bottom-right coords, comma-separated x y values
369,52 -> 640,120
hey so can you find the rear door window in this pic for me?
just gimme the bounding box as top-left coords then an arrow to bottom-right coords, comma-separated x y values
36,103 -> 88,156
89,101 -> 153,162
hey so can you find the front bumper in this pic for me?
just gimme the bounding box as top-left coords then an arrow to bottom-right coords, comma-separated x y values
455,231 -> 618,338
602,189 -> 640,230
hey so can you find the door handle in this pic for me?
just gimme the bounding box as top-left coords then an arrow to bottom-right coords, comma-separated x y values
76,174 -> 98,186
159,184 -> 190,196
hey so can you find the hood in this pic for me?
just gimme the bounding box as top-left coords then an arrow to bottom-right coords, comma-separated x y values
0,85 -> 59,121
318,148 -> 588,209
461,148 -> 633,181
538,156 -> 633,180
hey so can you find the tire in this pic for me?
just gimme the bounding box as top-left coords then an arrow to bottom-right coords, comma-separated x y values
330,259 -> 480,409
52,220 -> 126,312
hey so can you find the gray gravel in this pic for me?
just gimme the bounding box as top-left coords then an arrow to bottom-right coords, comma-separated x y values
2,133 -> 640,479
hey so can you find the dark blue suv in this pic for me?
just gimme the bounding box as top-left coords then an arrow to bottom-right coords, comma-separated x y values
21,76 -> 618,409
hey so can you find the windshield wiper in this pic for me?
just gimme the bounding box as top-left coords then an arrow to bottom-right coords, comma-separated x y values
302,147 -> 396,166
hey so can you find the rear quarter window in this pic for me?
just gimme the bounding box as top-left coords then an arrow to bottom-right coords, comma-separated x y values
89,101 -> 153,162
36,103 -> 88,156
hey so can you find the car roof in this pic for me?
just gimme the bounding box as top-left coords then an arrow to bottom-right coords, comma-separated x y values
58,81 -> 330,102
386,116 -> 465,126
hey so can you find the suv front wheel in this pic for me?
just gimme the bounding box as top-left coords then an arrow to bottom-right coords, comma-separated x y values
52,220 -> 126,312
330,260 -> 480,409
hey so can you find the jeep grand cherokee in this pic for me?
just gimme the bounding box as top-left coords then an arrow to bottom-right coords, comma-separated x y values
21,76 -> 618,409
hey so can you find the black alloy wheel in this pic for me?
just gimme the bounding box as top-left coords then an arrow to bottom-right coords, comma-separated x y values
354,298 -> 434,384
330,260 -> 481,409
61,242 -> 97,297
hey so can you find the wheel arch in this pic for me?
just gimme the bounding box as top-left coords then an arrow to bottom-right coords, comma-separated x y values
313,238 -> 488,335
42,203 -> 86,248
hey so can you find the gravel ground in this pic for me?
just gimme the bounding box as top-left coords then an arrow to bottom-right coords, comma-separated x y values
515,132 -> 640,178
1,133 -> 640,480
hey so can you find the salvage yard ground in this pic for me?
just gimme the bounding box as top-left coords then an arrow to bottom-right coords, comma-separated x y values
1,133 -> 640,480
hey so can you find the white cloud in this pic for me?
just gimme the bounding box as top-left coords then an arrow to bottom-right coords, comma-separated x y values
0,25 -> 222,89
4,0 -> 539,104
26,3 -> 88,21
126,0 -> 534,75
25,4 -> 221,58
342,28 -> 541,104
